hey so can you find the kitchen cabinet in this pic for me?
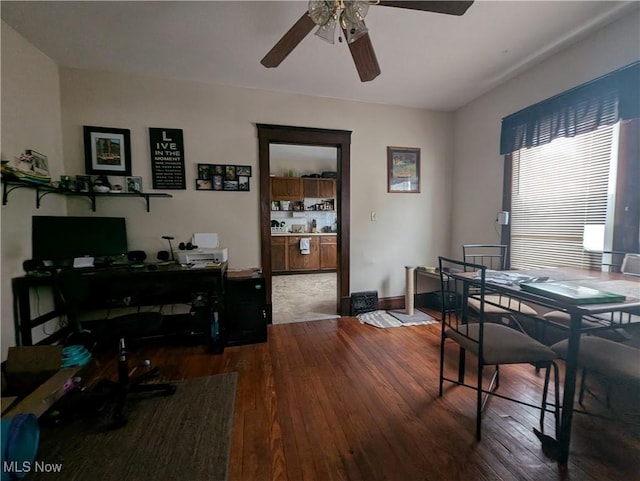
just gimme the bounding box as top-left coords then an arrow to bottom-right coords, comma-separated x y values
270,177 -> 302,201
271,236 -> 287,272
271,235 -> 336,273
288,236 -> 320,271
319,235 -> 337,270
302,178 -> 336,199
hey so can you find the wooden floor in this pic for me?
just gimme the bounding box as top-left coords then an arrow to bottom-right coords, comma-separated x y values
92,315 -> 640,481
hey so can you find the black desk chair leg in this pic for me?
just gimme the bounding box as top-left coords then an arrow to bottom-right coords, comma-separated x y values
94,337 -> 176,429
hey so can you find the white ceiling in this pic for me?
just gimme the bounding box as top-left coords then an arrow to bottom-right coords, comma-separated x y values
2,1 -> 638,111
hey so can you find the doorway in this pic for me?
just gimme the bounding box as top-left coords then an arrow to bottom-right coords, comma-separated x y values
269,144 -> 338,324
257,124 -> 352,322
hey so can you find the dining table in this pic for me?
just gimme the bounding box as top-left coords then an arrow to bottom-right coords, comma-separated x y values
452,266 -> 640,464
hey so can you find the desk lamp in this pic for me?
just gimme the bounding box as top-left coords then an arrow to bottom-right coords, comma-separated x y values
162,236 -> 175,261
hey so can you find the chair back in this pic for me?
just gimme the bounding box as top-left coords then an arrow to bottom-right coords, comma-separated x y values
462,244 -> 507,271
621,253 -> 640,276
438,256 -> 487,353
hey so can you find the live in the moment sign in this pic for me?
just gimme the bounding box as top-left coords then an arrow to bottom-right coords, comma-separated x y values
149,128 -> 186,189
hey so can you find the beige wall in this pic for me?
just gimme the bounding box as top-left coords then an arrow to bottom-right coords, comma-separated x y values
451,12 -> 640,255
1,22 -> 66,358
58,68 -> 454,298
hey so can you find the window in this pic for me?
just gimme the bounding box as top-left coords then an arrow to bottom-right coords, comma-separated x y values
500,62 -> 639,270
508,124 -> 616,269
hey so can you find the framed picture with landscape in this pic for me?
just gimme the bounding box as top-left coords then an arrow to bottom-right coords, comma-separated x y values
387,146 -> 420,193
84,126 -> 132,176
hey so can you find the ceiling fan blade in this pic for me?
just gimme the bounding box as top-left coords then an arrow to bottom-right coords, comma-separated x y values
345,31 -> 381,82
261,13 -> 316,68
377,1 -> 474,16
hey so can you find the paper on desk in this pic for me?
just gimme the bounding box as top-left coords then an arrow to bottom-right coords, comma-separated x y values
192,233 -> 219,248
477,270 -> 547,286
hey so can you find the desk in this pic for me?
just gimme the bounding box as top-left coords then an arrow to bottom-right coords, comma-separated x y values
13,263 -> 227,351
12,275 -> 68,346
414,267 -> 441,307
453,267 -> 640,464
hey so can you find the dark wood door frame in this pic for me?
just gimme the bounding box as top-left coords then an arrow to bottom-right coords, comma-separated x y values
257,124 -> 351,320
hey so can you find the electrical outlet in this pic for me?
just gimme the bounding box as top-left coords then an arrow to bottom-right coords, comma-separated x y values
371,211 -> 376,221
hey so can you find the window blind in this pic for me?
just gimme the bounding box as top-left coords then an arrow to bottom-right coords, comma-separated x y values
500,61 -> 639,155
510,124 -> 614,269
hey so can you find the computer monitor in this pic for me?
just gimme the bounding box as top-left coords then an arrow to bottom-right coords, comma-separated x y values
32,216 -> 128,264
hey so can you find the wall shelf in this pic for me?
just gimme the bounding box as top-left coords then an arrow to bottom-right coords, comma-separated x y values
1,177 -> 172,212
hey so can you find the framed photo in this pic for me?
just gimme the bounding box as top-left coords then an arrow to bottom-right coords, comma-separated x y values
225,165 -> 237,181
125,176 -> 143,193
75,175 -> 91,192
26,150 -> 49,176
197,163 -> 213,180
238,176 -> 250,191
212,175 -> 223,191
196,179 -> 213,190
387,146 -> 420,193
213,164 -> 225,176
236,165 -> 252,177
223,180 -> 238,191
83,126 -> 132,176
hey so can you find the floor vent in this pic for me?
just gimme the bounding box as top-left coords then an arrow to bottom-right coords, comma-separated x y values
350,291 -> 378,316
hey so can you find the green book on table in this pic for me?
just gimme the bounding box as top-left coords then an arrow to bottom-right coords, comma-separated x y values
519,282 -> 626,304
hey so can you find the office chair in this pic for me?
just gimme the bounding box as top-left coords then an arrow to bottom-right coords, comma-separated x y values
462,244 -> 541,336
87,312 -> 177,428
438,256 -> 560,441
56,270 -> 176,429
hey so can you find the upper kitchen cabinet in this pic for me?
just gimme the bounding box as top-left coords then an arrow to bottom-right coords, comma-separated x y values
271,177 -> 303,201
302,178 -> 336,199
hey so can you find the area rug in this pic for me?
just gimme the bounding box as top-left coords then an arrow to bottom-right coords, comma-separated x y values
387,309 -> 436,324
29,373 -> 238,481
357,309 -> 436,328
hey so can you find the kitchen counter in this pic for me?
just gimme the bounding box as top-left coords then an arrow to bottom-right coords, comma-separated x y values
271,233 -> 337,271
271,232 -> 337,236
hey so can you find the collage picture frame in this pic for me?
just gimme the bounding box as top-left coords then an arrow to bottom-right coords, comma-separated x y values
196,163 -> 252,191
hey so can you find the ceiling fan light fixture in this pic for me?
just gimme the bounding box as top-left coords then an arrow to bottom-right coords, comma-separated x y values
344,1 -> 370,23
308,0 -> 333,26
314,16 -> 338,44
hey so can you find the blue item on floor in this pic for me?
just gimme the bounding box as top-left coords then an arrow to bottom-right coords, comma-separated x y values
1,413 -> 40,480
62,345 -> 92,368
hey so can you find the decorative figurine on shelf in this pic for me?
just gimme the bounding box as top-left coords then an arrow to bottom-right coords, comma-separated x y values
92,175 -> 111,193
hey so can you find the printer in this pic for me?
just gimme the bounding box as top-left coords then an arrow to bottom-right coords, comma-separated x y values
174,233 -> 228,265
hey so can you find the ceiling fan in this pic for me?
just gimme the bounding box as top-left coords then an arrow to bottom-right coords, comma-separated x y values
260,1 -> 474,82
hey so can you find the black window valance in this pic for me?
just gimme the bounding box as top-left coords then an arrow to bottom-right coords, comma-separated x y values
500,61 -> 640,155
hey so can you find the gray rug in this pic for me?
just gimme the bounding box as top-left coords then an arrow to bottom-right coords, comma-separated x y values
387,309 -> 436,324
357,309 -> 436,328
28,373 -> 238,481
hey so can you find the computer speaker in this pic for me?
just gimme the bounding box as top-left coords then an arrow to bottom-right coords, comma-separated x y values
178,242 -> 197,250
127,250 -> 147,263
23,259 -> 45,274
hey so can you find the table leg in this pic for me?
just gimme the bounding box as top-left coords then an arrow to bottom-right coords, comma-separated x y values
557,311 -> 582,464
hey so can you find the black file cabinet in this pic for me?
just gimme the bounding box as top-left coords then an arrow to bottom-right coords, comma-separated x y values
224,274 -> 268,346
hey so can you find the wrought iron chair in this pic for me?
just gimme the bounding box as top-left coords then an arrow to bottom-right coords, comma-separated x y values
551,336 -> 640,408
438,256 -> 560,441
462,244 -> 541,336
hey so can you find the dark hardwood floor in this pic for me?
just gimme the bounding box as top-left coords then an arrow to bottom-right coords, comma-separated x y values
91,315 -> 640,481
